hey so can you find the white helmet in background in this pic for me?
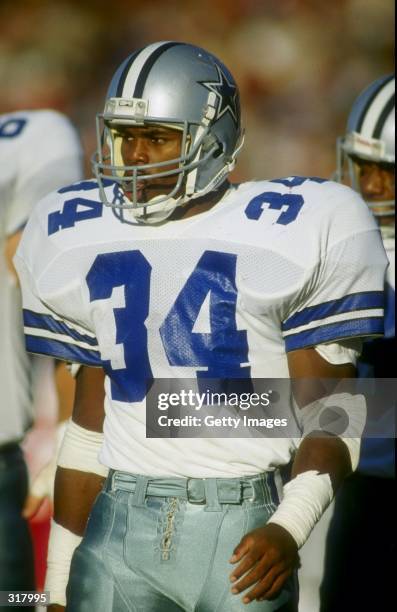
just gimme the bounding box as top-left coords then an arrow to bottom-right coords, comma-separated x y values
335,75 -> 395,220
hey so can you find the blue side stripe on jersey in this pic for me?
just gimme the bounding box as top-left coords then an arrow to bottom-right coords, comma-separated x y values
282,291 -> 384,332
23,310 -> 98,347
25,335 -> 102,366
284,317 -> 384,351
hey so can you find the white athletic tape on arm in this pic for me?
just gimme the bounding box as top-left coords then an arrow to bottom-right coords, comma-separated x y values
45,519 -> 82,606
298,392 -> 366,471
57,419 -> 108,477
268,470 -> 333,549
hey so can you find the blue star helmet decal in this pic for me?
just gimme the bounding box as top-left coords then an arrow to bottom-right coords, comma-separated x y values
199,63 -> 240,126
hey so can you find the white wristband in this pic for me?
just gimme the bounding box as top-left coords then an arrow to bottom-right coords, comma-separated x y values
267,470 -> 333,549
58,419 -> 108,477
45,519 -> 82,606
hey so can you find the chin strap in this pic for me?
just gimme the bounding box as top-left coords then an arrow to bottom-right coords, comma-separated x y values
126,195 -> 181,225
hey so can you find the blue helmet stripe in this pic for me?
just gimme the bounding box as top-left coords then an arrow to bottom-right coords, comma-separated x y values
133,41 -> 183,98
356,74 -> 394,132
373,93 -> 395,139
115,49 -> 141,97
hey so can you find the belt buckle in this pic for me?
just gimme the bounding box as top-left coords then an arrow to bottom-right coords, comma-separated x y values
186,478 -> 206,504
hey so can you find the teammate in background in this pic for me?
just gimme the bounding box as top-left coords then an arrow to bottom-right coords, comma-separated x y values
14,43 -> 388,612
297,74 -> 395,612
320,76 -> 395,611
0,110 -> 83,609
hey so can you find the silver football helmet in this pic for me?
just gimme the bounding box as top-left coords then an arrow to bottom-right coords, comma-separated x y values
92,41 -> 244,223
335,75 -> 395,218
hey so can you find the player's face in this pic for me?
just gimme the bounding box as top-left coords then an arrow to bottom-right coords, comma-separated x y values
114,124 -> 183,203
357,160 -> 395,215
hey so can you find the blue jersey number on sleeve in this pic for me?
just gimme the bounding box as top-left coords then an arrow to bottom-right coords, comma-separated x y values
86,250 -> 250,402
244,177 -> 328,224
48,198 -> 103,235
245,192 -> 304,225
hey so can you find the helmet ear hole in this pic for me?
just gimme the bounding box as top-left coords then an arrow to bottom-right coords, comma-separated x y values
213,145 -> 223,159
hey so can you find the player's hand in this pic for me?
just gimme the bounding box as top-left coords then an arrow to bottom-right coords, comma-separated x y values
229,523 -> 299,604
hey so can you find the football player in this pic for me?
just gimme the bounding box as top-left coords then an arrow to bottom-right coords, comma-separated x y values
14,43 -> 388,611
320,75 -> 395,611
0,109 -> 82,609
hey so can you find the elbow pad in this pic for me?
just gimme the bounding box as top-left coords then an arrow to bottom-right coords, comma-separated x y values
297,392 -> 366,471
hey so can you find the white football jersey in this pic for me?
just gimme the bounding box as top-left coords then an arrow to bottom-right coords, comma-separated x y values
0,110 -> 83,444
15,176 -> 387,476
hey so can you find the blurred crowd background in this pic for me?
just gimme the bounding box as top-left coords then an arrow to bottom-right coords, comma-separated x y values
0,0 -> 394,182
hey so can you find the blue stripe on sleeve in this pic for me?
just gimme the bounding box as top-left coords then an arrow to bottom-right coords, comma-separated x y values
25,334 -> 102,366
23,310 -> 98,347
282,291 -> 384,332
284,317 -> 384,352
